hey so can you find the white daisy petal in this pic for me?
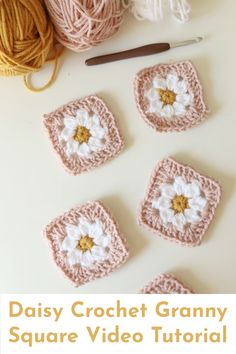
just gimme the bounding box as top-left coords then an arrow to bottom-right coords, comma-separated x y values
61,237 -> 78,252
91,245 -> 107,261
78,218 -> 91,235
185,181 -> 201,198
166,74 -> 178,91
77,143 -> 91,157
88,137 -> 104,152
76,109 -> 89,121
90,125 -> 106,139
152,199 -> 160,209
189,196 -> 207,212
89,221 -> 104,238
152,196 -> 171,210
94,234 -> 111,248
61,127 -> 74,141
161,104 -> 175,118
67,250 -> 83,266
173,176 -> 186,195
153,76 -> 167,89
174,80 -> 188,94
149,100 -> 163,114
184,209 -> 201,223
176,93 -> 192,106
64,116 -> 78,129
160,184 -> 176,198
91,114 -> 100,126
65,225 -> 81,239
76,115 -> 87,127
160,209 -> 175,224
66,140 -> 78,156
84,116 -> 93,129
146,88 -> 159,101
79,218 -> 91,227
173,102 -> 186,116
172,213 -> 187,231
80,251 -> 95,268
67,252 -> 78,266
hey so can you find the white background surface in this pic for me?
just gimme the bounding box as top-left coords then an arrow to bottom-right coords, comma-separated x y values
0,0 -> 235,294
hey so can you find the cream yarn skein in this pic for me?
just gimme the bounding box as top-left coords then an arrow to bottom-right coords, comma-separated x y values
130,0 -> 191,23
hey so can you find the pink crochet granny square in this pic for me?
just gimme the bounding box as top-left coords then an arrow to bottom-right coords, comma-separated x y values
43,95 -> 124,175
139,158 -> 221,246
140,273 -> 194,294
44,201 -> 129,287
134,60 -> 208,132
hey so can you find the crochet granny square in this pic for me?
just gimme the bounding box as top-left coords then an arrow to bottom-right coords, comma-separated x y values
44,201 -> 129,287
139,157 -> 221,246
134,60 -> 208,132
140,273 -> 194,294
43,95 -> 124,175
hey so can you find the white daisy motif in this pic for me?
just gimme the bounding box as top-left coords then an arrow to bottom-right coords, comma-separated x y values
60,109 -> 106,158
152,176 -> 207,232
146,74 -> 193,118
61,217 -> 111,268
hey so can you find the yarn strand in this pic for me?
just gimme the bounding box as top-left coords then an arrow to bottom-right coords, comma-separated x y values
23,45 -> 62,92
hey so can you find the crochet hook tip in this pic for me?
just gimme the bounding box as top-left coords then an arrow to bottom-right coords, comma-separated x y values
196,36 -> 204,42
170,36 -> 203,49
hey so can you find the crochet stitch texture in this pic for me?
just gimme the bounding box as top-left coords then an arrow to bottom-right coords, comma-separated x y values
139,157 -> 222,246
134,60 -> 208,132
140,273 -> 194,294
44,201 -> 129,287
43,95 -> 124,175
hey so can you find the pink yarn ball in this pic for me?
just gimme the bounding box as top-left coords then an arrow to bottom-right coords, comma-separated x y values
44,0 -> 127,52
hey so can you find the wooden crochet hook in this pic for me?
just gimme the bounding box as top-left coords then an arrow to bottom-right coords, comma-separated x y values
85,37 -> 203,66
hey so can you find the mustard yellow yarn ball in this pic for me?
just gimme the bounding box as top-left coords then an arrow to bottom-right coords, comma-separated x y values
0,0 -> 54,77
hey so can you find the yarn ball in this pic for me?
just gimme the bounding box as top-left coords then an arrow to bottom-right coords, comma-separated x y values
0,0 -> 54,77
130,0 -> 191,23
44,0 -> 128,52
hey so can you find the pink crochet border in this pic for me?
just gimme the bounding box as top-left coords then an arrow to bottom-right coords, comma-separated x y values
44,201 -> 129,287
140,273 -> 194,294
134,60 -> 208,132
43,95 -> 124,175
139,157 -> 222,246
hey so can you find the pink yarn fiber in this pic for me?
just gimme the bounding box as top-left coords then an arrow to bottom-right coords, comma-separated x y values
44,0 -> 127,52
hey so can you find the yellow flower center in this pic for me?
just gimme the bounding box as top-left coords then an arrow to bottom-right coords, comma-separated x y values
171,195 -> 189,214
158,89 -> 176,105
77,235 -> 94,252
73,126 -> 91,144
